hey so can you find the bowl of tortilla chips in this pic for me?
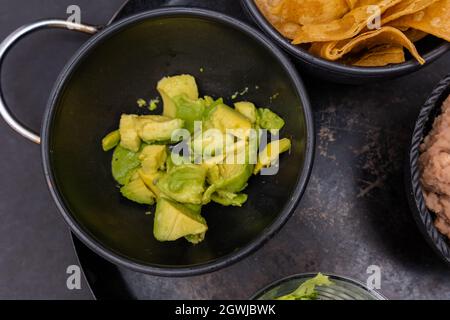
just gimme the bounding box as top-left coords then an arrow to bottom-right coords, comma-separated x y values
242,0 -> 450,83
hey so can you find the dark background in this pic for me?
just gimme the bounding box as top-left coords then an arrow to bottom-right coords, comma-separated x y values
1,0 -> 450,300
0,0 -> 124,300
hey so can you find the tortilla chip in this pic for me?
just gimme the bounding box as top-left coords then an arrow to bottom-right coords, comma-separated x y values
310,26 -> 425,64
404,28 -> 429,41
352,45 -> 406,66
271,0 -> 350,26
389,0 -> 450,42
382,0 -> 440,24
345,0 -> 360,8
292,0 -> 402,44
255,0 -> 299,39
255,0 -> 283,26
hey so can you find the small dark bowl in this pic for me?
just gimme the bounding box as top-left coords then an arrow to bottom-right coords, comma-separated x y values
407,74 -> 450,266
251,273 -> 386,300
241,0 -> 450,84
42,9 -> 314,276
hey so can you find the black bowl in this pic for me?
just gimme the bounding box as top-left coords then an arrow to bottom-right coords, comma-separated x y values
407,74 -> 450,266
41,8 -> 314,276
241,0 -> 450,84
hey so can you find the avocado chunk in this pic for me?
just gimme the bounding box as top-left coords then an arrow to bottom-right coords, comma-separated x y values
203,96 -> 224,108
211,191 -> 248,207
119,115 -> 141,152
209,163 -> 254,193
166,152 -> 193,172
157,164 -> 207,205
139,145 -> 167,174
206,104 -> 252,138
138,170 -> 163,198
157,75 -> 199,118
234,102 -> 257,124
219,163 -> 254,192
154,197 -> 208,242
171,94 -> 206,133
185,233 -> 206,245
257,108 -> 285,131
120,175 -> 156,205
254,138 -> 291,174
112,145 -> 141,185
138,117 -> 184,143
102,130 -> 120,152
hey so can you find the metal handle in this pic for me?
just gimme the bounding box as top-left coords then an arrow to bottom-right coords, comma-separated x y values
0,19 -> 99,144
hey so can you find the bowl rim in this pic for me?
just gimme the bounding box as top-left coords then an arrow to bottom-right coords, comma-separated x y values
241,0 -> 450,77
250,272 -> 387,300
40,7 -> 315,277
407,74 -> 450,266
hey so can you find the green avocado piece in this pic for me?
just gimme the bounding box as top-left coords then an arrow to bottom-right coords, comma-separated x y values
120,175 -> 155,205
171,94 -> 206,133
157,164 -> 206,205
257,108 -> 285,131
137,116 -> 184,143
202,96 -> 224,119
201,184 -> 217,205
213,163 -> 254,193
254,138 -> 291,174
102,130 -> 120,152
154,197 -> 208,242
234,102 -> 257,124
205,104 -> 252,138
119,115 -> 141,152
166,152 -> 193,172
185,233 -> 206,245
203,96 -> 223,108
138,170 -> 164,198
157,75 -> 199,118
211,191 -> 248,207
111,145 -> 141,185
139,145 -> 167,174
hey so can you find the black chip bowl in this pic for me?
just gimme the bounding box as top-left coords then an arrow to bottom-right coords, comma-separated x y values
407,74 -> 450,266
241,0 -> 450,84
0,8 -> 314,276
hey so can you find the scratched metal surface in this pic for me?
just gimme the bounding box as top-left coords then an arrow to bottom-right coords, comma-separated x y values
69,0 -> 450,300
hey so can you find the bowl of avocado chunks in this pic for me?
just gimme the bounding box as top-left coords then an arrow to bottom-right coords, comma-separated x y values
102,74 -> 294,245
0,8 -> 313,276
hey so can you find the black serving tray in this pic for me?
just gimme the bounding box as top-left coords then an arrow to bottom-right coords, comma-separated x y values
72,0 -> 450,300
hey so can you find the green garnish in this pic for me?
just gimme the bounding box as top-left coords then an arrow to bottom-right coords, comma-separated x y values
269,92 -> 280,102
200,67 -> 204,73
276,273 -> 333,300
137,98 -> 147,108
239,87 -> 249,96
149,98 -> 160,111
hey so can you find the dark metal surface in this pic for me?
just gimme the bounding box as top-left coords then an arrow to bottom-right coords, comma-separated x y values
0,0 -> 125,299
71,0 -> 450,300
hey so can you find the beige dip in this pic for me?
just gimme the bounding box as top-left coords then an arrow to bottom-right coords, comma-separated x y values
420,95 -> 450,239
